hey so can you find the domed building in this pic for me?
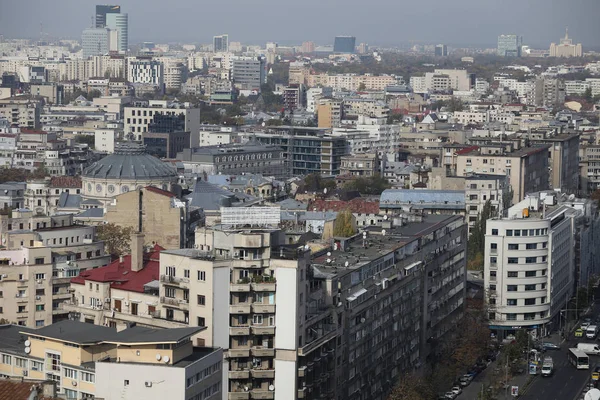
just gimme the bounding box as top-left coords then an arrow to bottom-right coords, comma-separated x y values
82,143 -> 178,207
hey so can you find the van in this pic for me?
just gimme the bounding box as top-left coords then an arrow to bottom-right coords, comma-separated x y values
587,325 -> 599,339
577,343 -> 600,355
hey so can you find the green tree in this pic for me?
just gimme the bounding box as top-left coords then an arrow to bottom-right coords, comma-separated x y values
584,87 -> 593,102
467,200 -> 495,263
96,223 -> 136,258
357,82 -> 367,91
303,173 -> 336,192
388,373 -> 434,400
333,209 -> 356,237
344,175 -> 390,195
75,135 -> 95,147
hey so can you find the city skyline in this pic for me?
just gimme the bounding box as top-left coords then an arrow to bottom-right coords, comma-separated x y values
1,0 -> 599,48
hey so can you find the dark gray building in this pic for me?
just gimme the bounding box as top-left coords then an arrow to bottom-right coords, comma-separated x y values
333,36 -> 356,53
95,4 -> 121,28
231,57 -> 267,91
176,142 -> 286,179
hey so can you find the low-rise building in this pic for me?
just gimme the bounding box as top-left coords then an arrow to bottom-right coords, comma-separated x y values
339,153 -> 379,177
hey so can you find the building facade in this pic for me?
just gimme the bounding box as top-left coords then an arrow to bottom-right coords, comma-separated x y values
497,35 -> 523,57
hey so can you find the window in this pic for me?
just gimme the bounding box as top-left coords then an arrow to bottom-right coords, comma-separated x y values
490,257 -> 497,264
252,315 -> 263,325
525,284 -> 536,291
491,229 -> 498,235
36,304 -> 45,311
197,295 -> 205,306
525,271 -> 536,277
124,380 -> 130,386
489,284 -> 496,291
514,230 -> 521,237
36,289 -> 45,296
507,271 -> 518,278
506,314 -> 517,321
64,368 -> 78,379
507,285 -> 518,292
64,389 -> 77,399
31,360 -> 42,371
184,269 -> 190,278
526,257 -> 537,264
508,258 -> 518,264
34,273 -> 45,280
46,353 -> 60,371
490,243 -> 497,250
15,358 -> 27,369
526,243 -> 537,250
1,355 -> 11,365
81,372 -> 95,383
524,298 -> 536,305
490,271 -> 497,277
197,317 -> 205,327
524,312 -> 536,320
166,266 -> 175,276
507,299 -> 517,306
198,271 -> 206,281
131,303 -> 138,315
508,244 -> 519,250
165,287 -> 175,298
506,229 -> 513,236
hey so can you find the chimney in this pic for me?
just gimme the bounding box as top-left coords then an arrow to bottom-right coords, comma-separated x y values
130,233 -> 145,272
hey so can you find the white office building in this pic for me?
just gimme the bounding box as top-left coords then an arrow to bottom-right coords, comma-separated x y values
106,13 -> 128,53
127,60 -> 164,88
484,193 -> 578,338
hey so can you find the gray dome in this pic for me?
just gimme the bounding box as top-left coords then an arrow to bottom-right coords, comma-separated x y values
83,144 -> 177,180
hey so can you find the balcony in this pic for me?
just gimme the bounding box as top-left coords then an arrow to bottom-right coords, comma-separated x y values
228,393 -> 250,400
231,282 -> 251,292
230,304 -> 251,314
298,387 -> 307,399
229,370 -> 250,379
250,390 -> 274,399
234,234 -> 265,248
251,304 -> 275,314
229,348 -> 250,358
52,292 -> 71,300
251,369 -> 275,379
160,275 -> 190,288
251,347 -> 275,357
251,326 -> 275,335
252,283 -> 276,292
160,296 -> 189,310
230,326 -> 251,336
298,329 -> 338,356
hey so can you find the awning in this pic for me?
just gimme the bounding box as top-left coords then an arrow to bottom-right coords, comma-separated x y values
347,288 -> 367,302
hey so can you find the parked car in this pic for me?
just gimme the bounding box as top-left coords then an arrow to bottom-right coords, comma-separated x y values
581,322 -> 591,330
450,386 -> 462,396
542,342 -> 560,350
445,391 -> 457,400
459,376 -> 471,387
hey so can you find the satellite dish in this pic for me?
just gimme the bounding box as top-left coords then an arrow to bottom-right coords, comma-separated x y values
262,122 -> 266,127
156,354 -> 162,361
24,340 -> 30,347
269,385 -> 275,391
326,258 -> 331,264
24,347 -> 30,354
345,261 -> 349,267
327,252 -> 331,257
244,387 -> 249,392
363,232 -> 367,237
383,215 -> 388,220
382,229 -> 386,236
163,355 -> 170,363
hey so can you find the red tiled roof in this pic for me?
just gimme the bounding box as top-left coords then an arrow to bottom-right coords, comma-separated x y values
455,145 -> 479,155
50,176 -> 82,188
145,186 -> 175,197
71,244 -> 164,293
0,380 -> 58,400
20,129 -> 47,134
310,198 -> 380,214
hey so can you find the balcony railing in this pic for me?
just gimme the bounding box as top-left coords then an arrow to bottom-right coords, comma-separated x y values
160,275 -> 190,287
228,393 -> 250,400
229,370 -> 250,379
251,326 -> 275,335
230,326 -> 251,336
251,304 -> 275,314
251,347 -> 275,357
251,369 -> 275,379
230,304 -> 252,314
250,390 -> 274,399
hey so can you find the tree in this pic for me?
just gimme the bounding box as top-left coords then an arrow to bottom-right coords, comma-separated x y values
333,209 -> 356,237
467,200 -> 495,261
584,87 -> 593,102
75,135 -> 95,147
344,175 -> 390,195
357,82 -> 367,91
388,373 -> 434,400
96,223 -> 136,258
303,173 -> 336,192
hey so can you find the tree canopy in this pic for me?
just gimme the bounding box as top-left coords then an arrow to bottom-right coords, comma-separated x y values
344,175 -> 390,195
96,223 -> 136,258
467,200 -> 495,270
0,166 -> 48,184
333,209 -> 356,237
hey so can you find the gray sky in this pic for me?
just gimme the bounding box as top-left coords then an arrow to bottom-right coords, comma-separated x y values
1,0 -> 599,48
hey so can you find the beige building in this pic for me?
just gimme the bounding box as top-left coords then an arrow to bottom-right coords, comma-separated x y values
105,186 -> 190,250
456,142 -> 550,204
317,99 -> 342,129
549,29 -> 583,57
307,73 -> 398,91
0,99 -> 41,129
0,320 -> 222,400
339,153 -> 379,177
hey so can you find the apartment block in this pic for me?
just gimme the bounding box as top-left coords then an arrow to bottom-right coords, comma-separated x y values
127,59 -> 164,88
0,321 -> 222,400
455,143 -> 550,204
0,99 -> 41,129
527,132 -> 579,193
465,174 -> 510,229
317,99 -> 343,129
231,57 -> 267,91
339,153 -> 379,177
579,145 -> 600,195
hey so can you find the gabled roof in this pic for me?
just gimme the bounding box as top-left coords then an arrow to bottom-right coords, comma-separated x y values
0,380 -> 59,400
58,192 -> 82,209
76,208 -> 104,218
71,244 -> 163,293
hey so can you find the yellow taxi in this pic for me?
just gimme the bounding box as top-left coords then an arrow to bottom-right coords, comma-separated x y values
593,367 -> 600,382
575,328 -> 584,338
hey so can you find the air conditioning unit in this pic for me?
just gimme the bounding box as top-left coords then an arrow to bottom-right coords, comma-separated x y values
145,382 -> 152,388
37,280 -> 42,284
35,296 -> 41,300
124,301 -> 129,306
105,298 -> 111,303
22,370 -> 27,376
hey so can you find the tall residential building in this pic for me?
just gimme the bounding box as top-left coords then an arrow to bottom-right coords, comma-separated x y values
123,100 -> 200,143
533,78 -> 566,108
435,44 -> 448,56
317,98 -> 343,129
95,4 -> 120,28
82,28 -> 109,58
497,34 -> 523,57
0,99 -> 41,129
213,34 -> 229,52
105,12 -> 128,53
550,28 -> 583,58
483,191 -> 600,338
527,132 -> 580,193
455,142 -> 551,204
127,59 -> 164,89
301,41 -> 315,53
333,36 -> 356,53
424,69 -> 471,92
231,56 -> 267,91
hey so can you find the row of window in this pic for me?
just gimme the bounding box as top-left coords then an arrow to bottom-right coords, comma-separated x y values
490,228 -> 549,237
491,311 -> 547,321
490,270 -> 546,278
490,242 -> 547,250
187,383 -> 221,400
186,362 -> 222,388
215,153 -> 274,162
489,283 -> 547,292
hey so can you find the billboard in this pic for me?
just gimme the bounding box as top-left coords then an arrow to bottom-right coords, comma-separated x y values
220,207 -> 280,228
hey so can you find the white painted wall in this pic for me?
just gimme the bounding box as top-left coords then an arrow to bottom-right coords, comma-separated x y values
274,359 -> 296,400
274,267 -> 297,350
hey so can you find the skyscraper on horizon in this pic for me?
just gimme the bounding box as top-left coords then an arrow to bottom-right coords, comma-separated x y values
333,36 -> 356,53
106,12 -> 128,53
95,4 -> 120,28
435,44 -> 448,56
213,34 -> 229,53
497,34 -> 523,57
81,27 -> 109,58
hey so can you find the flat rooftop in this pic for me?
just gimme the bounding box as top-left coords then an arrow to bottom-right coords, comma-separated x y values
97,347 -> 220,369
459,144 -> 551,158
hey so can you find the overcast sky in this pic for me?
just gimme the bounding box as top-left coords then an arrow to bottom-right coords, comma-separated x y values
1,0 -> 599,48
